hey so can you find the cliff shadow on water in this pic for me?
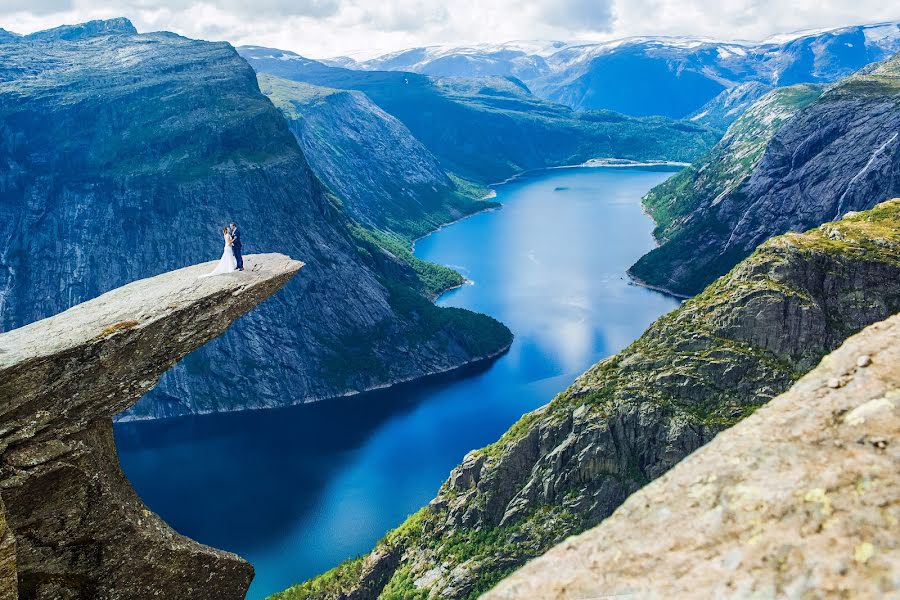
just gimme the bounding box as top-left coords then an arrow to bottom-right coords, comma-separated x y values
114,357 -> 501,552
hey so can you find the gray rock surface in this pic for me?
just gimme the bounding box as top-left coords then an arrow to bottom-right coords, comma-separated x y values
23,17 -> 136,42
0,496 -> 13,600
485,312 -> 900,600
0,253 -> 301,600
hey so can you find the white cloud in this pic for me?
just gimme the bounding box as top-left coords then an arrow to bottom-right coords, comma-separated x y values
0,0 -> 897,58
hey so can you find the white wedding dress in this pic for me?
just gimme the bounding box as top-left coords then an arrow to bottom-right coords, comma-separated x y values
200,237 -> 237,277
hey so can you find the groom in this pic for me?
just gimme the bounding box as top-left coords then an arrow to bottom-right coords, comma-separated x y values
230,222 -> 243,271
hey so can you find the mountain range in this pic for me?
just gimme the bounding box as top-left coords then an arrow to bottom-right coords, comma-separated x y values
328,22 -> 900,121
279,197 -> 900,599
274,39 -> 900,600
239,46 -> 718,182
1,12 -> 899,600
0,19 -> 722,419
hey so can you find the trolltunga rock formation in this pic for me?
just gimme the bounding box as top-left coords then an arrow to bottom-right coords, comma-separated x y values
0,253 -> 302,599
485,312 -> 900,600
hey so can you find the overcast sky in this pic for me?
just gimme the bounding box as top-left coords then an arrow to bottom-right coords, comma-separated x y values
2,1 -> 898,58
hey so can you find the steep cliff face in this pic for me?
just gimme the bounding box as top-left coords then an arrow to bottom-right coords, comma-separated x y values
0,254 -> 301,600
486,312 -> 900,599
0,21 -> 511,419
630,54 -> 900,296
257,74 -> 493,241
636,84 -> 824,251
687,80 -> 774,130
278,200 -> 900,599
239,46 -> 720,183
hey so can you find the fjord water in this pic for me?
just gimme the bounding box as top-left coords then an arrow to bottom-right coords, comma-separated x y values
114,166 -> 681,599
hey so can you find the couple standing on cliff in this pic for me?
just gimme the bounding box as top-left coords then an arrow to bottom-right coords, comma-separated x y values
201,222 -> 243,277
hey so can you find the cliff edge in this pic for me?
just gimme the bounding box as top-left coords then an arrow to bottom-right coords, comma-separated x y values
486,311 -> 900,599
0,253 -> 302,599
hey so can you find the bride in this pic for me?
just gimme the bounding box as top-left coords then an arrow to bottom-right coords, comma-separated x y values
200,227 -> 237,277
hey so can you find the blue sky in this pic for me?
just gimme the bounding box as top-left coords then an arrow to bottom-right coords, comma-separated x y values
2,0 -> 898,58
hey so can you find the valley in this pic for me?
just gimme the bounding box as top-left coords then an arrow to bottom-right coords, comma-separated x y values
115,165 -> 681,599
0,13 -> 898,600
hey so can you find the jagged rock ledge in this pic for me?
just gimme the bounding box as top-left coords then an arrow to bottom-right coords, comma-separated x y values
0,253 -> 302,599
486,312 -> 900,599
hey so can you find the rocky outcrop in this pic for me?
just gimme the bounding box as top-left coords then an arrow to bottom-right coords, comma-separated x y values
0,253 -> 301,599
630,53 -> 900,296
257,74 -> 493,241
22,17 -> 136,42
486,312 -> 900,599
0,20 -> 511,420
281,200 -> 900,599
238,46 -> 720,183
0,497 -> 13,599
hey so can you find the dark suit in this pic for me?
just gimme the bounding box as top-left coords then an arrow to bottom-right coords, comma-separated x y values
231,227 -> 243,269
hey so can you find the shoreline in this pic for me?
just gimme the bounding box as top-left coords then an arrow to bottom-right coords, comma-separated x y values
489,158 -> 688,187
626,270 -> 690,300
120,160 -> 685,424
413,158 -> 686,254
114,340 -> 513,423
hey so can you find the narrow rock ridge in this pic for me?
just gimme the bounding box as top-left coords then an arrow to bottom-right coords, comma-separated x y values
0,253 -> 302,599
485,311 -> 900,599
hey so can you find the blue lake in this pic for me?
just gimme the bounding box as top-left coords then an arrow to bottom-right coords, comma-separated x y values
114,166 -> 681,599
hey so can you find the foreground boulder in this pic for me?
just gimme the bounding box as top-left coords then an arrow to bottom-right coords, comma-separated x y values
0,253 -> 302,599
486,311 -> 900,599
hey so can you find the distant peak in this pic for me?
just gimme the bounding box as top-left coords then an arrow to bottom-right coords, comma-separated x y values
0,27 -> 21,43
25,17 -> 137,42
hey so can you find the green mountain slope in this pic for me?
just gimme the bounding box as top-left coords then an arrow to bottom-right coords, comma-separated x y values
258,74 -> 495,243
275,199 -> 900,599
239,46 -> 721,183
630,54 -> 900,297
639,84 -> 824,247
